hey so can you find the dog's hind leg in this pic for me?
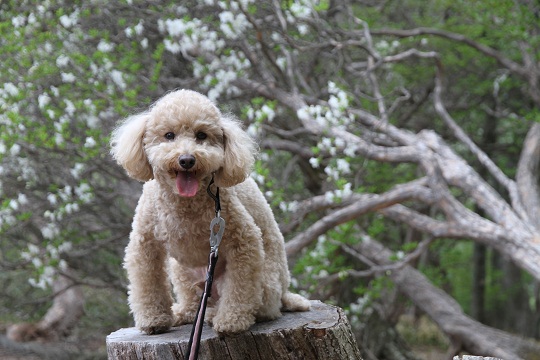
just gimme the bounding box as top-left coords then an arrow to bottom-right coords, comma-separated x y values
256,269 -> 283,321
281,291 -> 311,312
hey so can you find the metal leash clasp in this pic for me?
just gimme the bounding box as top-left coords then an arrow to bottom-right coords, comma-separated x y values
209,211 -> 225,255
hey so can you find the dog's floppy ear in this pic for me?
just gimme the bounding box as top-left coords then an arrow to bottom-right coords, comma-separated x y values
110,112 -> 153,182
214,116 -> 256,188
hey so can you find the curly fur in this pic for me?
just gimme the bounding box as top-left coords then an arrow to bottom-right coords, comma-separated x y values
110,89 -> 310,335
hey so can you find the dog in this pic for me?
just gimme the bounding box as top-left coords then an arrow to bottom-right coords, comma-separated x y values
110,89 -> 310,335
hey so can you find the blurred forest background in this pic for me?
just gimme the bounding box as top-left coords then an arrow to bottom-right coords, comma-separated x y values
1,0 -> 540,359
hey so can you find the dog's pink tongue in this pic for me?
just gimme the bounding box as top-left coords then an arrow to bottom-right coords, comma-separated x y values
176,172 -> 199,197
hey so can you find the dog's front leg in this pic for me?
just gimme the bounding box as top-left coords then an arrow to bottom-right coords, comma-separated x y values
210,227 -> 264,334
168,257 -> 202,325
124,233 -> 173,334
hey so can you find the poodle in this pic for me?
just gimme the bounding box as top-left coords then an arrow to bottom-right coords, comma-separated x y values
110,89 -> 310,335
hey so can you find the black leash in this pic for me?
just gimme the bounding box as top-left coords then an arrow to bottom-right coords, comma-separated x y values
185,175 -> 225,360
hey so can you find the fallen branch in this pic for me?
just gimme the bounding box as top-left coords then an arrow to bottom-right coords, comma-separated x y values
351,234 -> 540,359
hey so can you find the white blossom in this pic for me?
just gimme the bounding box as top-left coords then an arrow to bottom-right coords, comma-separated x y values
12,15 -> 25,28
97,40 -> 114,52
125,20 -> 144,37
164,39 -> 181,54
59,186 -> 72,202
276,57 -> 287,70
343,145 -> 357,157
38,93 -> 51,108
59,10 -> 79,28
289,2 -> 313,18
64,99 -> 76,116
71,163 -> 85,178
336,158 -> 351,174
297,24 -> 309,35
61,72 -> 76,83
31,257 -> 43,268
279,200 -> 299,213
324,165 -> 339,180
75,183 -> 93,203
50,86 -> 59,97
296,107 -> 310,121
65,202 -> 79,214
47,193 -> 57,205
165,18 -> 186,37
309,157 -> 320,168
84,136 -> 96,148
9,199 -> 19,211
27,12 -> 36,25
41,223 -> 60,240
56,54 -> 70,67
111,70 -> 126,89
219,11 -> 250,39
261,104 -> 276,122
17,193 -> 28,205
4,82 -> 19,97
58,241 -> 72,253
246,123 -> 260,138
10,143 -> 21,156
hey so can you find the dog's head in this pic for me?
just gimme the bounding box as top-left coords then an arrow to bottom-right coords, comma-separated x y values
110,89 -> 256,196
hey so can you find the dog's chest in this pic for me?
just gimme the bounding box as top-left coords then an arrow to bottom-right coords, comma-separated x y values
154,201 -> 215,266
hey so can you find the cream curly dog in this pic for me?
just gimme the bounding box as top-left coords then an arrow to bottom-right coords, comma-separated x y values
110,89 -> 310,335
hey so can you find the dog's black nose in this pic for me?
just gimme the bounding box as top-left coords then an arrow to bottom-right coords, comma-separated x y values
179,154 -> 196,169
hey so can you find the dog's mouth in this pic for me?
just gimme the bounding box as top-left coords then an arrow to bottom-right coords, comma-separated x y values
175,171 -> 199,197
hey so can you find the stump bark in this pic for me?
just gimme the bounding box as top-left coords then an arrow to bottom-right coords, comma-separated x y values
453,357 -> 503,360
106,300 -> 362,360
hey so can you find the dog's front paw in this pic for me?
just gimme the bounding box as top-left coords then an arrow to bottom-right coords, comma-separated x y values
137,313 -> 173,335
211,311 -> 254,335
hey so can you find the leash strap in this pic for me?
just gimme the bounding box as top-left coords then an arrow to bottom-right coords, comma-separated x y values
185,176 -> 224,360
185,251 -> 218,360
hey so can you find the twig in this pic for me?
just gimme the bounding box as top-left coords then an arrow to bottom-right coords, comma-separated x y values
317,235 -> 435,284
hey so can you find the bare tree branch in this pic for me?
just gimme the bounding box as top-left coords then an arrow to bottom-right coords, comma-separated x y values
285,178 -> 432,257
260,139 -> 314,159
516,122 -> 540,231
371,27 -> 527,77
318,235 -> 435,283
432,66 -> 529,222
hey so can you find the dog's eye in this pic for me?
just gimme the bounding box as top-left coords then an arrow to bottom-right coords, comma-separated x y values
164,132 -> 175,140
196,132 -> 207,140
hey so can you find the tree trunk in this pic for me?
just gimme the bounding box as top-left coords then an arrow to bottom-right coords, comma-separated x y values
106,301 -> 362,360
7,269 -> 84,343
471,243 -> 486,323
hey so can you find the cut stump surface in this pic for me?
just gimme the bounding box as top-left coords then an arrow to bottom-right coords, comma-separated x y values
106,300 -> 362,359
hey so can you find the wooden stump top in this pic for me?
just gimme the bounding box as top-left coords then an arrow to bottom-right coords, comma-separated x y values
107,300 -> 363,360
453,357 -> 504,360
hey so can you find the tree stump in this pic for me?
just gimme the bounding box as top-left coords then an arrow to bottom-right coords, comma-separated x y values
106,300 -> 362,359
453,357 -> 503,360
